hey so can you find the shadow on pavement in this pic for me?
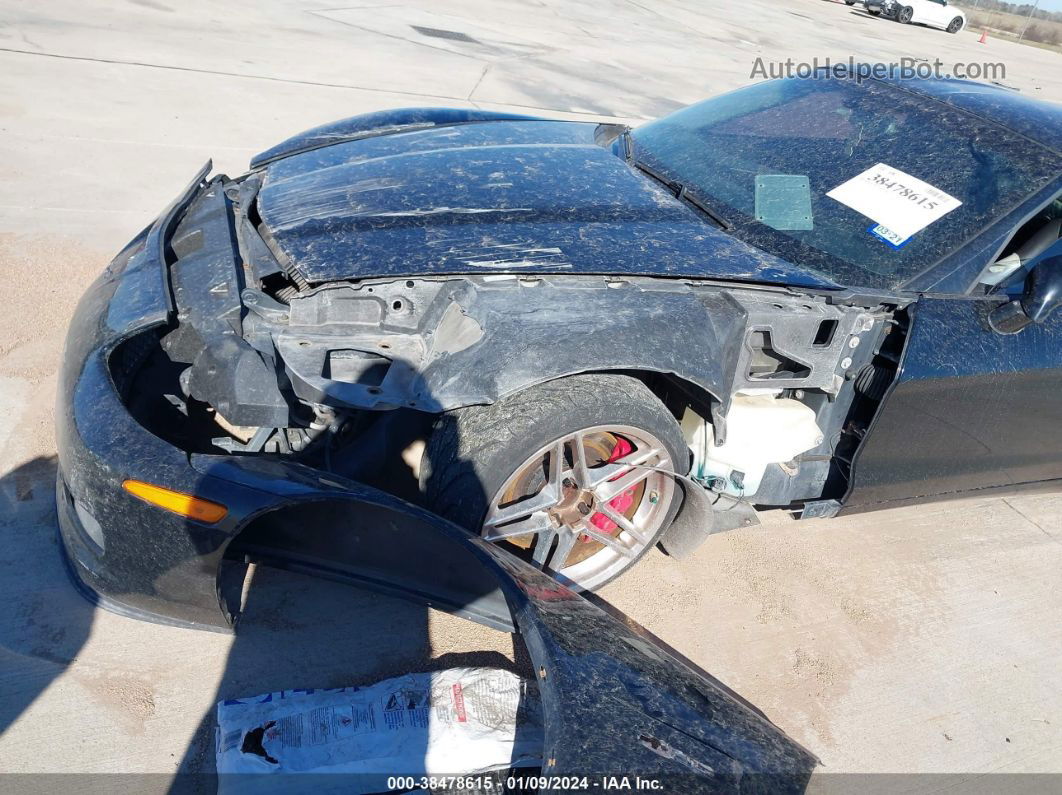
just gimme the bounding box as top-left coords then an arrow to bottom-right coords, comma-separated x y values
0,456 -> 95,735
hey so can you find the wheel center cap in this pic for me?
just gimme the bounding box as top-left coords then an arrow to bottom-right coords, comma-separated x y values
551,481 -> 595,528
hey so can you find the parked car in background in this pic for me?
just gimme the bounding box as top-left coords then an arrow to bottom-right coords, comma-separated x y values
853,0 -> 890,15
845,0 -> 885,15
899,0 -> 966,31
857,0 -> 966,32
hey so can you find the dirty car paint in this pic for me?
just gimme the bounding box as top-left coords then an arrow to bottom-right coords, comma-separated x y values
256,120 -> 838,289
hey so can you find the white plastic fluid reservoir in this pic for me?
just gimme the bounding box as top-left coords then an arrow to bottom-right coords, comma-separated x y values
700,392 -> 823,497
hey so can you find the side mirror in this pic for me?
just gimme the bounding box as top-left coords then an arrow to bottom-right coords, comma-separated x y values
1022,254 -> 1062,323
990,255 -> 1062,334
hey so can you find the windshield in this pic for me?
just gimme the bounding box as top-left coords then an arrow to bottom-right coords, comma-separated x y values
631,78 -> 1060,290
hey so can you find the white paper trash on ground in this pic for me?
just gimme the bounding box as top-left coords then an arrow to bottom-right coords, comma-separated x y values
216,667 -> 543,793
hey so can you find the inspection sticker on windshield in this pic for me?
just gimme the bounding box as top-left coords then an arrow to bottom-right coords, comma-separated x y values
868,223 -> 911,249
827,163 -> 962,241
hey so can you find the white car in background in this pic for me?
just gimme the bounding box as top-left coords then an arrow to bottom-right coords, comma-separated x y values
849,0 -> 967,33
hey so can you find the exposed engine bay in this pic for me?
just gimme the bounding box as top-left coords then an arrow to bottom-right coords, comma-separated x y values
111,171 -> 909,526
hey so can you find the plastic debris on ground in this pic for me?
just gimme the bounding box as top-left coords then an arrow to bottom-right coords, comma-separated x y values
215,667 -> 544,794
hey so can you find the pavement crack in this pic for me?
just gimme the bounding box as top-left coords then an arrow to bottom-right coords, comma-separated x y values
467,63 -> 490,101
1002,497 -> 1059,544
0,47 -> 626,121
306,10 -> 485,61
0,46 -> 469,101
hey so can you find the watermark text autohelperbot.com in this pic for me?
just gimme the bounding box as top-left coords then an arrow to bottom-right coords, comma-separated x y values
751,57 -> 1006,82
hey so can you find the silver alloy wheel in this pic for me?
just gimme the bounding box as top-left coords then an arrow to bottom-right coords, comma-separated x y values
481,424 -> 676,590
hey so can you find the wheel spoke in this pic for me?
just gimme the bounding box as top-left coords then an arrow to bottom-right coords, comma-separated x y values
595,503 -> 649,545
546,439 -> 564,493
594,460 -> 657,502
531,527 -> 558,565
484,489 -> 556,528
579,525 -> 637,558
547,529 -> 578,572
483,512 -> 555,542
570,431 -> 592,489
585,446 -> 664,490
483,440 -> 564,529
531,527 -> 580,571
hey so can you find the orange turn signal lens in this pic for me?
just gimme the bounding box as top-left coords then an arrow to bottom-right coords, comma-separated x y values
122,480 -> 228,524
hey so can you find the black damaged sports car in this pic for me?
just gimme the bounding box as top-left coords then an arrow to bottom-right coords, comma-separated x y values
58,70 -> 1062,634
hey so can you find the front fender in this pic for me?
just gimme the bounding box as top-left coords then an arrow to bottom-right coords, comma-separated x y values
415,279 -> 743,411
271,276 -> 867,423
273,278 -> 743,415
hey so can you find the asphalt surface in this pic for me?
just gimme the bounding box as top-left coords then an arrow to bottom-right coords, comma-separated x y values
1,0 -> 1061,788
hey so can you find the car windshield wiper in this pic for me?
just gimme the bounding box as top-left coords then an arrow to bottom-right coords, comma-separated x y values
621,131 -> 733,232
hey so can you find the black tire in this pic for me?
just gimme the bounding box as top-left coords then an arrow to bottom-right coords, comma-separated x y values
947,16 -> 963,33
897,5 -> 913,23
420,373 -> 689,589
868,7 -> 881,15
844,1 -> 855,5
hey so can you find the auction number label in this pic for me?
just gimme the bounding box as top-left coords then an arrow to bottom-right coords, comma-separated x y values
827,162 -> 961,240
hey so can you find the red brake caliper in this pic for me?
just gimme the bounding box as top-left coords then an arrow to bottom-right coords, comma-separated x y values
584,436 -> 635,540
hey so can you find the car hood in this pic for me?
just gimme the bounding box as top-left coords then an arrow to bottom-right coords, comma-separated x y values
256,119 -> 838,289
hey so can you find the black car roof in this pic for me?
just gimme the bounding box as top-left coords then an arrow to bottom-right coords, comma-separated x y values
874,75 -> 1062,157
